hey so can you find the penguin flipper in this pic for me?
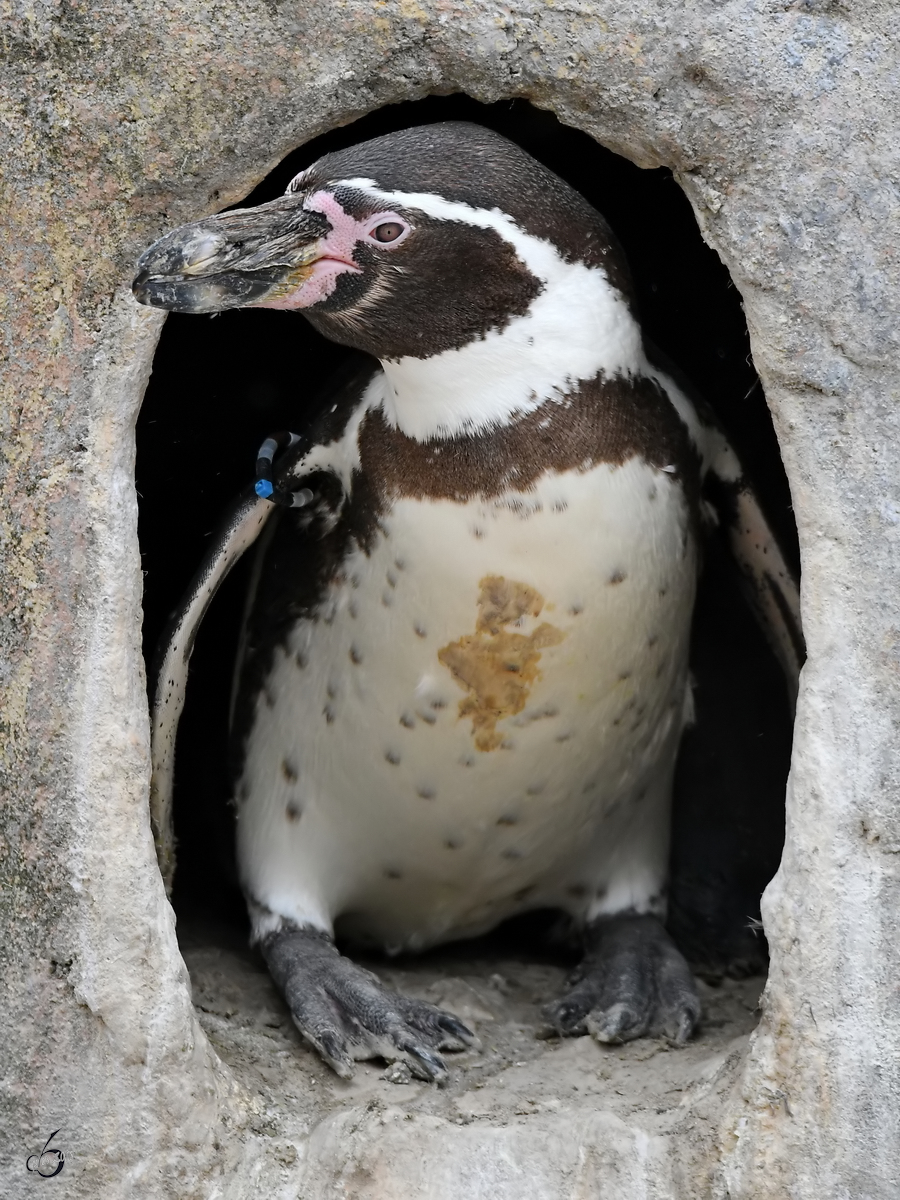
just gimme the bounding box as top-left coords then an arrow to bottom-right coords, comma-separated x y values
150,487 -> 273,895
702,423 -> 805,708
645,343 -> 803,704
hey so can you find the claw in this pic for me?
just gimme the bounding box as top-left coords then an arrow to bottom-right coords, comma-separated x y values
402,1042 -> 449,1083
586,1002 -> 645,1044
436,1012 -> 480,1049
667,1006 -> 700,1046
311,1027 -> 355,1079
540,997 -> 588,1036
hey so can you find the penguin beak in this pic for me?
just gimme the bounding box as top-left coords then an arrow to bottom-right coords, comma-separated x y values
132,196 -> 332,314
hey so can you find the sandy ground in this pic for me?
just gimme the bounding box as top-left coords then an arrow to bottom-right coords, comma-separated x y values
179,914 -> 761,1194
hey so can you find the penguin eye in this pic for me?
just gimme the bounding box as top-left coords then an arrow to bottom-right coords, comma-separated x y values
372,221 -> 405,244
362,213 -> 411,248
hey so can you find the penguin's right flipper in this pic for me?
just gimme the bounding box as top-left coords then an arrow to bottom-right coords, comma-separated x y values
261,927 -> 480,1081
150,486 -> 274,894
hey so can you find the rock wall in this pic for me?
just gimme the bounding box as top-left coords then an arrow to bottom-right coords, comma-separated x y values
1,2 -> 897,1196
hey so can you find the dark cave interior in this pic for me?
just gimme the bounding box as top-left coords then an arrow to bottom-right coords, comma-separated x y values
136,95 -> 795,980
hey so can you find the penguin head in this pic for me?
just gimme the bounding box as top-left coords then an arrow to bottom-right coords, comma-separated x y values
133,122 -> 634,363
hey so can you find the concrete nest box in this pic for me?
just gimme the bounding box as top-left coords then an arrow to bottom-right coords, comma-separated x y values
1,4 -> 897,1198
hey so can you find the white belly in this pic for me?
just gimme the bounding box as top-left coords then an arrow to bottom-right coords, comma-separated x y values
236,457 -> 697,951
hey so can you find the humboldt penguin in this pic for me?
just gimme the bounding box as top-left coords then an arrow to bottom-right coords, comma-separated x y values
133,122 -> 802,1082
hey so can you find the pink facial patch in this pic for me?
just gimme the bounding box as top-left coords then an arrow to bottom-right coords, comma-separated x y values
253,189 -> 410,311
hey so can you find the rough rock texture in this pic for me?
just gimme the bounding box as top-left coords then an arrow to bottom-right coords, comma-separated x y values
1,2 -> 897,1197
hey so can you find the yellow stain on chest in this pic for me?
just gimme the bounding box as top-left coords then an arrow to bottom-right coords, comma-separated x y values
438,576 -> 566,752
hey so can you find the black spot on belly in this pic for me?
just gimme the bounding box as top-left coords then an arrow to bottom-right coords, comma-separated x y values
501,847 -> 524,860
417,786 -> 436,800
526,782 -> 545,796
384,868 -> 403,880
496,814 -> 519,826
324,705 -> 336,724
555,732 -> 572,743
285,802 -> 302,822
349,643 -> 363,664
444,838 -> 462,850
569,604 -> 584,616
414,622 -> 427,638
281,759 -> 298,783
295,650 -> 308,669
385,749 -> 401,765
608,570 -> 626,585
648,634 -> 659,648
400,712 -> 415,729
618,670 -> 631,682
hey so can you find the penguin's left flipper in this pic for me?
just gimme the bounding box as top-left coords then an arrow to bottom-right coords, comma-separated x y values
647,348 -> 804,705
541,913 -> 701,1045
261,927 -> 480,1082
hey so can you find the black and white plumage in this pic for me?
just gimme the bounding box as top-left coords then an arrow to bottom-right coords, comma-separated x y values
134,123 -> 802,1081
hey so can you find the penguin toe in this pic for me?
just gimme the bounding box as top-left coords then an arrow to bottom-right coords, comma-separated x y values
543,911 -> 701,1047
587,1000 -> 651,1044
396,995 -> 482,1053
260,926 -> 478,1081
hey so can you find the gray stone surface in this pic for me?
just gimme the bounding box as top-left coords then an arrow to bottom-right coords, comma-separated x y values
1,1 -> 898,1196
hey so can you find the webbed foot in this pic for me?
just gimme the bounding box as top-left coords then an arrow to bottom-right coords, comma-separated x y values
542,912 -> 701,1045
261,927 -> 479,1081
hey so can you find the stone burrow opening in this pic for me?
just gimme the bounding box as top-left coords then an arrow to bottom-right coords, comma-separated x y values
135,96 -> 797,1122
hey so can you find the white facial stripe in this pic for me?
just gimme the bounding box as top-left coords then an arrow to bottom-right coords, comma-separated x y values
338,179 -> 646,441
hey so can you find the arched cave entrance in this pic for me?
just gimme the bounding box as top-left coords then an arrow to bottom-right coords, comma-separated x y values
135,95 -> 797,1067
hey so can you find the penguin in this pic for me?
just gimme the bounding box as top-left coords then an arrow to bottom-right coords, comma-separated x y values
133,122 -> 803,1083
